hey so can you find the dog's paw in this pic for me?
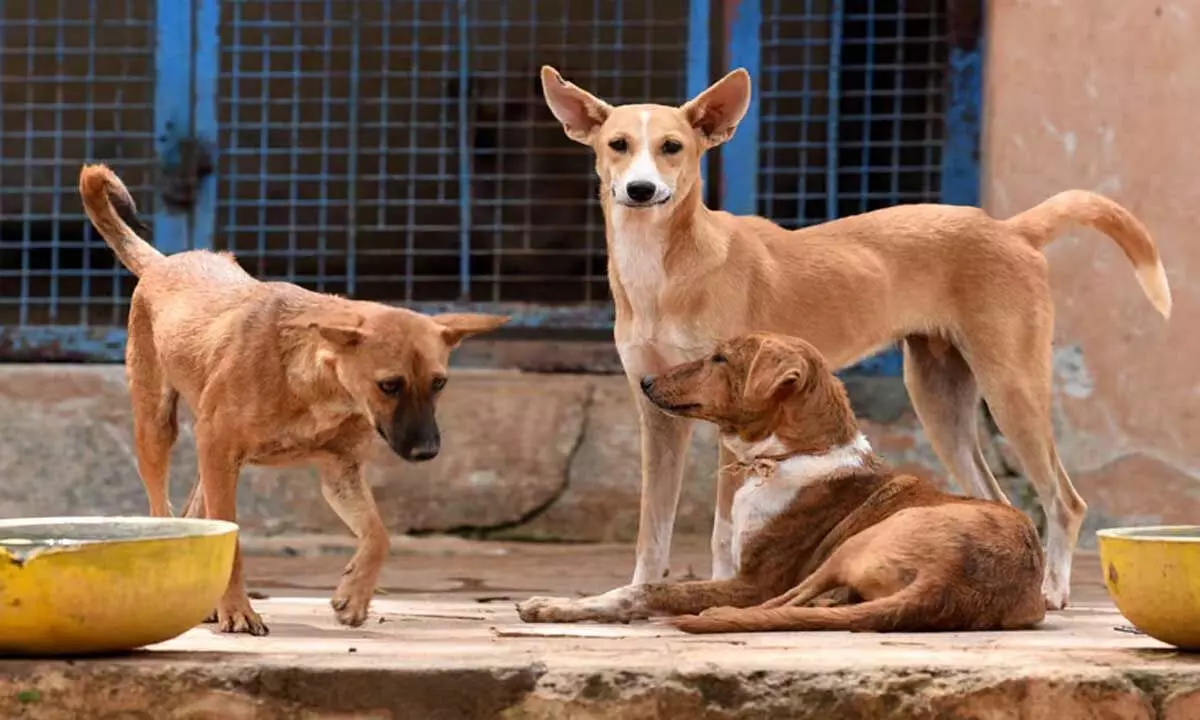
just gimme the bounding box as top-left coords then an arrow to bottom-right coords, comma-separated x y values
1043,592 -> 1069,611
517,588 -> 643,624
331,589 -> 372,627
217,601 -> 269,636
1042,575 -> 1070,611
516,596 -> 583,623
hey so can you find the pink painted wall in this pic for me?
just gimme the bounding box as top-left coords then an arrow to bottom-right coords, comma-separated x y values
984,0 -> 1200,529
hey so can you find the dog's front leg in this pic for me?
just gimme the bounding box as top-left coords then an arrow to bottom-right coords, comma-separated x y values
317,455 -> 389,627
711,443 -> 742,580
631,391 -> 695,585
518,579 -> 760,624
196,433 -> 268,636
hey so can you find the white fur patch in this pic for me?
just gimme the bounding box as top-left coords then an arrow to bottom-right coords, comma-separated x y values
610,206 -> 667,331
610,208 -> 714,364
612,110 -> 670,206
727,433 -> 872,570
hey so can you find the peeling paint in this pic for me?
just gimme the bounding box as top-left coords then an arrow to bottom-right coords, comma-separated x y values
1053,345 -> 1095,399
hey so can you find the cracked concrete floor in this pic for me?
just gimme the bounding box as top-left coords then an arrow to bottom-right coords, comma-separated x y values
3,537 -> 1197,720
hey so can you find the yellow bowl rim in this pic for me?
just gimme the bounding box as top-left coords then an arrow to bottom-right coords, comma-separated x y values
1096,524 -> 1200,542
0,515 -> 238,542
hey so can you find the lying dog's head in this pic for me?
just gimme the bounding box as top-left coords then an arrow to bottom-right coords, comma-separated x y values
285,305 -> 508,462
640,333 -> 857,450
539,66 -> 751,211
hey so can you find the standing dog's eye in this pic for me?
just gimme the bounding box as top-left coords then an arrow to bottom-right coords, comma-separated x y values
608,137 -> 628,153
711,353 -> 727,364
432,376 -> 447,392
377,378 -> 405,396
661,139 -> 683,155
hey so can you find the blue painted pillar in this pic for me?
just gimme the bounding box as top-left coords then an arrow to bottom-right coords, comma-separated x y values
153,0 -> 192,253
941,0 -> 984,208
153,0 -> 219,253
192,0 -> 220,250
720,0 -> 761,216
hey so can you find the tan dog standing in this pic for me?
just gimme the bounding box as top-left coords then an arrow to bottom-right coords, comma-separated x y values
537,66 -> 1170,610
80,165 -> 508,635
519,333 -> 1046,633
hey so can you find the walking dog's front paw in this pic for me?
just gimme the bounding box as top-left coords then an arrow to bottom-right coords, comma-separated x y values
331,581 -> 373,627
217,600 -> 269,636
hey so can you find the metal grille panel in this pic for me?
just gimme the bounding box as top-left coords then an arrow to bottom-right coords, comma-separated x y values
758,0 -> 946,228
0,0 -> 157,329
217,0 -> 691,307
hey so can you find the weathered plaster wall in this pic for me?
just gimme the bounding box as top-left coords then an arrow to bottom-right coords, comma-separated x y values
984,1 -> 1200,528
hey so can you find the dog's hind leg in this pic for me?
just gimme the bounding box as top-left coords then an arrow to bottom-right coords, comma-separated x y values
178,473 -> 218,624
755,561 -> 844,609
903,335 -> 1008,503
126,301 -> 178,517
181,474 -> 205,518
962,316 -> 1083,611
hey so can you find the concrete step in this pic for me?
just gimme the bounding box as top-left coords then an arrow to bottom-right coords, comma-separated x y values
2,543 -> 1193,720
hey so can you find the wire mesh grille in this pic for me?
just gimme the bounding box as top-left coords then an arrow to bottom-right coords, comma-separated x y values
758,0 -> 947,228
0,0 -> 953,347
217,0 -> 691,305
0,0 -> 157,327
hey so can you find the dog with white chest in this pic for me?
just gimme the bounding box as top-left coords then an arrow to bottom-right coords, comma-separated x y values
535,65 -> 1170,611
518,333 -> 1047,634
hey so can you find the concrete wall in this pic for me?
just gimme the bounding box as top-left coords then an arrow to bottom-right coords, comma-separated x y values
2,365 -> 1026,546
985,1 -> 1200,526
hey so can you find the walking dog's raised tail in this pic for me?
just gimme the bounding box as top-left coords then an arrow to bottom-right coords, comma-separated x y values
79,164 -> 162,277
1005,189 -> 1172,319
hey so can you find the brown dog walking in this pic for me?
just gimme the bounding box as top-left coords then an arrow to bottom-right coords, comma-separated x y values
79,164 -> 508,635
519,333 -> 1046,633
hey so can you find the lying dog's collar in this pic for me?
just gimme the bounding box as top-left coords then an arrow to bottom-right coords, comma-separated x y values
723,454 -> 798,482
723,434 -> 872,483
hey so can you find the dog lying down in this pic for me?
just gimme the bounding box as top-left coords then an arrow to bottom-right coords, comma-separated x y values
518,332 -> 1046,633
79,164 -> 509,635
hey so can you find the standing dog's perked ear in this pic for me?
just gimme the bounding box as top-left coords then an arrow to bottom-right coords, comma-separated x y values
540,66 -> 613,145
681,69 -> 753,149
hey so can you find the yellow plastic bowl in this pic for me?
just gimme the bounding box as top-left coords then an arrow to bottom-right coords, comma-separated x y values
1097,525 -> 1200,650
0,516 -> 237,656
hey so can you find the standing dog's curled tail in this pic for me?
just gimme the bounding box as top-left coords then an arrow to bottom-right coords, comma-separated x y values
79,164 -> 162,277
1004,189 -> 1172,319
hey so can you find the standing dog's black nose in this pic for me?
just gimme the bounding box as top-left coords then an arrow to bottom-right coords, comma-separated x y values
640,375 -> 655,392
625,181 -> 657,203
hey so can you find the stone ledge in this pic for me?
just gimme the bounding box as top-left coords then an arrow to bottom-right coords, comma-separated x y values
0,597 -> 1192,720
0,544 -> 1165,719
0,365 -> 1192,545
